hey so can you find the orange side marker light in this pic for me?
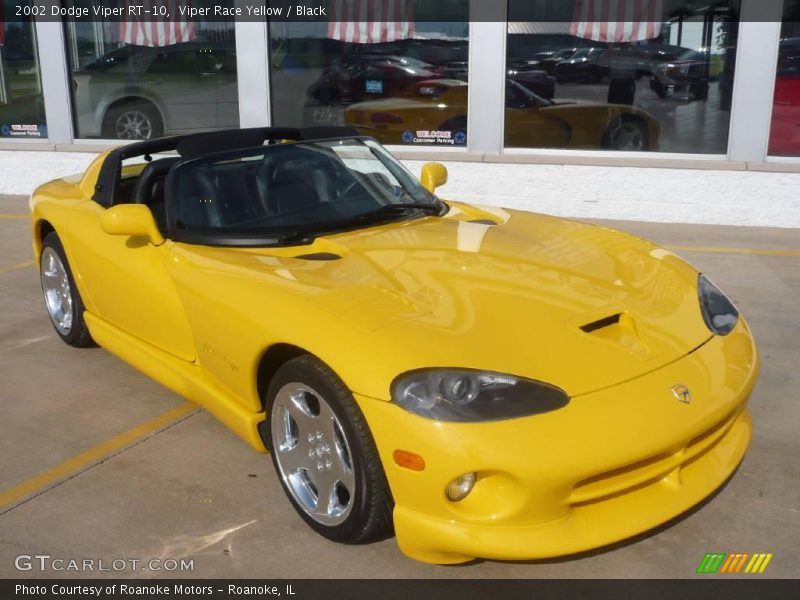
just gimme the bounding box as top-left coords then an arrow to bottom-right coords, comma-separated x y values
393,450 -> 426,471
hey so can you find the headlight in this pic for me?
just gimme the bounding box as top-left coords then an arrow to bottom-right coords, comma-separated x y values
698,274 -> 739,336
391,369 -> 569,422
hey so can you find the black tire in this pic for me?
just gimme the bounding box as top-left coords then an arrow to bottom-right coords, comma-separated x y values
102,100 -> 163,140
652,78 -> 669,99
264,354 -> 393,544
314,88 -> 341,106
40,232 -> 94,347
602,116 -> 649,151
691,81 -> 709,101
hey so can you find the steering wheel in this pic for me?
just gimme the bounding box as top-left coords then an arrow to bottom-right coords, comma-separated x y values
338,178 -> 365,200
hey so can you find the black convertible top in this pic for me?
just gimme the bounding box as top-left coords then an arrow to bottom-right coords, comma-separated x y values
91,126 -> 361,207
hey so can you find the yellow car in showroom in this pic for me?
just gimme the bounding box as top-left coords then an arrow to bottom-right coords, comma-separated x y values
345,79 -> 660,150
30,127 -> 755,564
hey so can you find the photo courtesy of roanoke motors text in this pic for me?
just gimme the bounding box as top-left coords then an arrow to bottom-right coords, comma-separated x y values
0,0 -> 798,598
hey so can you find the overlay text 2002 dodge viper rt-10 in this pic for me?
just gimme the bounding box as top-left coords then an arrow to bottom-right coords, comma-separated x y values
29,126 -> 758,564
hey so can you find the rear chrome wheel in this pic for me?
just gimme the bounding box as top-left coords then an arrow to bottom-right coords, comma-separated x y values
102,101 -> 163,140
114,109 -> 154,140
271,382 -> 356,526
264,355 -> 393,543
41,246 -> 73,336
39,232 -> 94,347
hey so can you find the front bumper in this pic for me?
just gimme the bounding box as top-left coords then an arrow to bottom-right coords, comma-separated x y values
356,320 -> 758,564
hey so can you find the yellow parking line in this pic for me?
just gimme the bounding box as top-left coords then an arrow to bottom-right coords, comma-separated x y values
0,213 -> 29,220
0,401 -> 198,512
0,260 -> 34,274
666,245 -> 800,257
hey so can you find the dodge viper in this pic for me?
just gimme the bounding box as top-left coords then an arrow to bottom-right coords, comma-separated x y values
30,126 -> 756,564
345,79 -> 660,151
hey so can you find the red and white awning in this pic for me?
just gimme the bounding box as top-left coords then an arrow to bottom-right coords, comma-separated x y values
570,0 -> 663,43
118,0 -> 196,47
327,0 -> 416,44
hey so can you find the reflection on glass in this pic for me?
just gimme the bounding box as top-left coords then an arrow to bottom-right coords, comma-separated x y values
506,0 -> 740,154
769,0 -> 800,156
0,1 -> 47,139
269,0 -> 469,147
63,1 -> 238,140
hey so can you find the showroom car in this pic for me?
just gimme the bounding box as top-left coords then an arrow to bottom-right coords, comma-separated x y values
442,60 -> 556,100
584,44 -> 691,84
305,54 -> 443,106
554,47 -> 605,83
650,49 -> 711,101
29,126 -> 756,565
72,42 -> 239,140
345,79 -> 660,150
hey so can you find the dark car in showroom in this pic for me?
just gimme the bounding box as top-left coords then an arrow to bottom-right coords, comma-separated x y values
650,49 -> 711,101
72,42 -> 238,140
538,47 -> 581,74
306,54 -> 443,105
584,44 -> 690,83
554,47 -> 605,83
443,60 -> 556,100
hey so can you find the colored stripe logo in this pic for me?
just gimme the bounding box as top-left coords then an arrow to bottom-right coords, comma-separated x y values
697,553 -> 773,574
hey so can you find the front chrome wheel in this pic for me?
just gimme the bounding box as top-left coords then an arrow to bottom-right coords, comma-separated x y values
607,120 -> 646,151
41,246 -> 73,335
270,382 -> 356,526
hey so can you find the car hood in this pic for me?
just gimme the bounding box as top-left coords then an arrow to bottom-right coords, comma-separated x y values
205,203 -> 710,397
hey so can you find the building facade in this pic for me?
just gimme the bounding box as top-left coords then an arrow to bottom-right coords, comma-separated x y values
1,0 -> 798,170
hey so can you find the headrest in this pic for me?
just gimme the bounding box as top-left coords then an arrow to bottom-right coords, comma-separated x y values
133,157 -> 182,204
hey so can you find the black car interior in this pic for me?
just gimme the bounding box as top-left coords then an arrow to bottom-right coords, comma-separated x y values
170,144 -> 381,231
95,127 -> 362,235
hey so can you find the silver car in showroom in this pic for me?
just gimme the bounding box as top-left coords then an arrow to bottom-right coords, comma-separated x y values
72,42 -> 238,140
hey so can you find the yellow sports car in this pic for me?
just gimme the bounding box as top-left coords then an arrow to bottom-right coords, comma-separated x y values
31,127 -> 755,564
345,79 -> 660,150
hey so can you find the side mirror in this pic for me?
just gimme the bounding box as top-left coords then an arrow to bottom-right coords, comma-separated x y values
101,204 -> 164,246
420,162 -> 448,193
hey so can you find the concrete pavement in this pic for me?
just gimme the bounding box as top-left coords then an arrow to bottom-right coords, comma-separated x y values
1,194 -> 798,578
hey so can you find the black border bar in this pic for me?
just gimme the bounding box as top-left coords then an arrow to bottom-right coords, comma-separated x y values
8,0 -> 792,23
3,579 -> 800,600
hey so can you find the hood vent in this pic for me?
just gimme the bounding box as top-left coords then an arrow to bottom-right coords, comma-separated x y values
294,252 -> 342,261
468,219 -> 498,226
579,312 -> 653,359
580,313 -> 621,333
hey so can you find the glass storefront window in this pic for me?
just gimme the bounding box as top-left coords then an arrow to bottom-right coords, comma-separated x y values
269,0 -> 469,147
506,0 -> 740,153
63,1 -> 238,140
0,0 -> 47,139
769,0 -> 800,156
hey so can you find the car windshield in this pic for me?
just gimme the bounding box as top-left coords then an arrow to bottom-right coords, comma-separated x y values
169,138 -> 442,244
678,50 -> 705,62
83,46 -> 135,71
507,79 -> 552,108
